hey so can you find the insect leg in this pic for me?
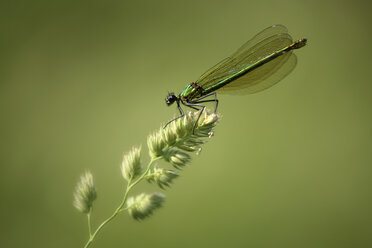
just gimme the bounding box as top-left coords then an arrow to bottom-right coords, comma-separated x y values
164,101 -> 185,129
190,92 -> 219,113
183,102 -> 205,134
187,105 -> 200,111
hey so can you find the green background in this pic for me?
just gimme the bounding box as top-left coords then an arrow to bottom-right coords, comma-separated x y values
1,0 -> 371,247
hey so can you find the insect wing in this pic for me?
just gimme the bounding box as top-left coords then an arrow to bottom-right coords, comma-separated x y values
196,25 -> 297,94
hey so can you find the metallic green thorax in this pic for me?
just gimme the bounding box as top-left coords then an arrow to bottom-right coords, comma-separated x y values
179,39 -> 306,102
179,84 -> 195,101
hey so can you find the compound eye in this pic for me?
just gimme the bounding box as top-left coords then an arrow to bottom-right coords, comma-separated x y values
165,97 -> 173,106
165,93 -> 177,106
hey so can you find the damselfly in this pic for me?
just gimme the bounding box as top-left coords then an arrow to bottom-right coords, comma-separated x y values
165,24 -> 307,130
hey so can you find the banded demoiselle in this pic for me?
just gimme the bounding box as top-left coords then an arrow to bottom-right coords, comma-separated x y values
165,24 -> 307,130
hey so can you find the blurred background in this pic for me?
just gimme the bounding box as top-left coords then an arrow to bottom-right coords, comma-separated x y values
1,0 -> 371,247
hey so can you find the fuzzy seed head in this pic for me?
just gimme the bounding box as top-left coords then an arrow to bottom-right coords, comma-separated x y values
147,131 -> 166,159
121,146 -> 142,181
147,109 -> 220,163
73,171 -> 97,214
127,193 -> 166,220
164,149 -> 191,169
147,167 -> 179,189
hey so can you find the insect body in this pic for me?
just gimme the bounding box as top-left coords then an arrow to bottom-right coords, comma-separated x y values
165,25 -> 307,131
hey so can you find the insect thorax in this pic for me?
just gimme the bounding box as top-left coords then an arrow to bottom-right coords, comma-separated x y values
179,83 -> 203,102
